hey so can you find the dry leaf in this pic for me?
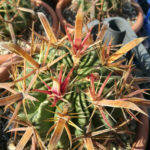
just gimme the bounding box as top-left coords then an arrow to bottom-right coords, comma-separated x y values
0,93 -> 23,106
108,37 -> 146,63
84,138 -> 95,150
38,12 -> 57,43
16,127 -> 33,150
48,118 -> 66,150
1,43 -> 39,68
93,99 -> 147,116
74,5 -> 83,47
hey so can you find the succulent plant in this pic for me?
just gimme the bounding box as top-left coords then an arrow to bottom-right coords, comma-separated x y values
0,5 -> 150,150
69,0 -> 126,23
0,0 -> 32,39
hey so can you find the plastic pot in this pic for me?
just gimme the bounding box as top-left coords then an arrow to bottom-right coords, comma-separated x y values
103,17 -> 150,76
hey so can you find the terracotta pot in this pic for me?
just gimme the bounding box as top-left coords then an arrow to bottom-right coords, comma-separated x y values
0,54 -> 14,65
0,45 -> 41,82
131,0 -> 144,33
132,107 -> 149,150
56,0 -> 74,30
31,0 -> 59,35
131,78 -> 149,150
0,54 -> 22,82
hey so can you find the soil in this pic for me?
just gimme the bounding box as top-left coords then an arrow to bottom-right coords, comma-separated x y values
43,0 -> 58,9
0,107 -> 10,150
63,7 -> 76,26
137,0 -> 149,14
122,2 -> 137,21
106,119 -> 137,149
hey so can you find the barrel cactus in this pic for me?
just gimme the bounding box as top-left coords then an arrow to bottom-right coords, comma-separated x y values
0,0 -> 32,39
0,5 -> 149,150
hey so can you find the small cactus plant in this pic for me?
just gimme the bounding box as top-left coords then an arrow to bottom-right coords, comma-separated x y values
0,0 -> 32,40
0,4 -> 150,150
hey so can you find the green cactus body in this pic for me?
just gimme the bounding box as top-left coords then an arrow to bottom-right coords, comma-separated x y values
3,31 -> 142,150
16,40 -> 120,149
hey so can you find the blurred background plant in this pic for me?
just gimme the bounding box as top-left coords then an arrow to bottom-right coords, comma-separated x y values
0,0 -> 32,42
70,0 -> 125,19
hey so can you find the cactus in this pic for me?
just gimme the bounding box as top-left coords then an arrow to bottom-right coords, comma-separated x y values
0,0 -> 32,39
0,4 -> 150,150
